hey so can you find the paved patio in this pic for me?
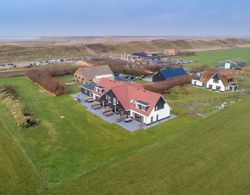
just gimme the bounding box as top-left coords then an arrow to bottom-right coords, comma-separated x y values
72,93 -> 176,132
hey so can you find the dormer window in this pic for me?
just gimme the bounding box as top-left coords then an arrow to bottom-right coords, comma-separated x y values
135,100 -> 150,111
96,86 -> 105,94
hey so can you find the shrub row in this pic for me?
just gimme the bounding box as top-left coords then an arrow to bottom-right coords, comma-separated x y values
144,75 -> 193,94
0,85 -> 39,128
27,66 -> 77,96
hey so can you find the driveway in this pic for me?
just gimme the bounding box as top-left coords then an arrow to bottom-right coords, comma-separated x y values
72,93 -> 176,132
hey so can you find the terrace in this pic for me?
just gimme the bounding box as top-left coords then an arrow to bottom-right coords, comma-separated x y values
72,93 -> 176,132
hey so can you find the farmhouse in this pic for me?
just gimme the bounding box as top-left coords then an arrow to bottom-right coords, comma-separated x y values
192,71 -> 238,92
218,59 -> 247,70
152,68 -> 187,82
74,65 -> 114,83
82,78 -> 171,125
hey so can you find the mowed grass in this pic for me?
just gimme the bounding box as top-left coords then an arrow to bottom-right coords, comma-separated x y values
0,119 -> 39,194
0,76 -> 250,194
177,47 -> 250,67
52,96 -> 250,194
0,77 -> 193,190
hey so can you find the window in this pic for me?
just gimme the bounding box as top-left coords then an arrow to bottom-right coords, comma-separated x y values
113,98 -> 116,105
155,104 -> 164,111
213,78 -> 219,83
107,96 -> 111,103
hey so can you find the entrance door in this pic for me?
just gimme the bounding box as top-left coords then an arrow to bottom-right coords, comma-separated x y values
151,116 -> 154,123
156,115 -> 159,121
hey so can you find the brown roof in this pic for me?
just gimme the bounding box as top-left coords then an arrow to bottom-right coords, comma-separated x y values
74,65 -> 113,81
199,71 -> 237,86
217,73 -> 237,86
200,71 -> 216,83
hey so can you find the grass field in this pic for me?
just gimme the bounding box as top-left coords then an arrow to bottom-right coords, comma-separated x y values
177,47 -> 250,68
0,74 -> 250,194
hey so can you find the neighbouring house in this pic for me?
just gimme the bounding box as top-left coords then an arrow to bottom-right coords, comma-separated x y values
74,65 -> 114,84
152,68 -> 187,82
81,82 -> 96,96
218,59 -> 247,70
192,71 -> 238,92
83,78 -> 171,125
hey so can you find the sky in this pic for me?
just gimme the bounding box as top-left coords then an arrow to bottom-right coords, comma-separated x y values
0,0 -> 250,37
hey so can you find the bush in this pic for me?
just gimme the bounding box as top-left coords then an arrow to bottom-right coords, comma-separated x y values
27,66 -> 75,96
144,75 -> 193,94
177,51 -> 196,56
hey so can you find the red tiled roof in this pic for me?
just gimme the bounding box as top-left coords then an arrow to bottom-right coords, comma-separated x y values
93,78 -> 144,95
93,78 -> 164,116
92,78 -> 124,96
110,84 -> 162,116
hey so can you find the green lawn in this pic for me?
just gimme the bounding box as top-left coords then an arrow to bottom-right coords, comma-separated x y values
0,76 -> 250,194
57,74 -> 80,94
177,47 -> 250,68
166,86 -> 241,117
0,118 -> 39,194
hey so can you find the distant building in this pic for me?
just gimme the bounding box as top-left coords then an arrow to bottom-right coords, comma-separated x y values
120,52 -> 158,63
164,49 -> 178,56
74,65 -> 114,84
218,59 -> 247,70
131,51 -> 153,58
152,68 -> 187,82
192,71 -> 238,92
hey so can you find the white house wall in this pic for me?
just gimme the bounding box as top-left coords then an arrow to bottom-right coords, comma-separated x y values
147,103 -> 171,124
206,78 -> 226,91
129,102 -> 171,125
192,79 -> 203,87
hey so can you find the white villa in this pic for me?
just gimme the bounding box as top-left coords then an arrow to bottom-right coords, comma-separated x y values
192,71 -> 238,92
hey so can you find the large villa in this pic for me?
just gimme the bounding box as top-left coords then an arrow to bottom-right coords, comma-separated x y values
81,78 -> 171,125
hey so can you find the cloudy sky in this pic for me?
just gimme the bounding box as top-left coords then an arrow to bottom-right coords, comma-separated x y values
1,0 -> 250,37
